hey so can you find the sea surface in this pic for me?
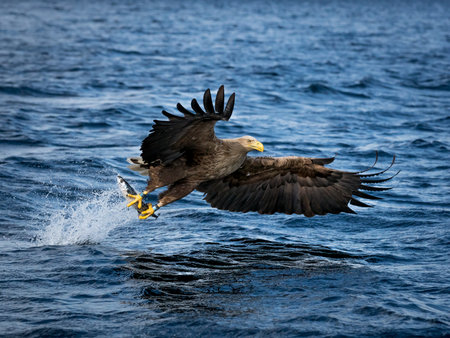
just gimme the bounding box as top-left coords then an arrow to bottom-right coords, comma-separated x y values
1,0 -> 449,337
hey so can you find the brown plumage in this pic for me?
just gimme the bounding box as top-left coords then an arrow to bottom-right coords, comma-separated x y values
127,86 -> 397,218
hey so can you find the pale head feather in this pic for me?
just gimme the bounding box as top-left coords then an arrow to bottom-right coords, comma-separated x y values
235,135 -> 264,152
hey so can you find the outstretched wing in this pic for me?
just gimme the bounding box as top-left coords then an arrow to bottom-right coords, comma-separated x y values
141,86 -> 235,166
197,155 -> 397,217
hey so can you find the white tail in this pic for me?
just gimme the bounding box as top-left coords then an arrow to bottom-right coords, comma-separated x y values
127,157 -> 149,176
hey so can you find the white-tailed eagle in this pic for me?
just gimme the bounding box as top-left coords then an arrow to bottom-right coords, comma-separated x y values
126,86 -> 396,219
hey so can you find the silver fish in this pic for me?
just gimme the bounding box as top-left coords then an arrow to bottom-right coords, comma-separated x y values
117,175 -> 157,218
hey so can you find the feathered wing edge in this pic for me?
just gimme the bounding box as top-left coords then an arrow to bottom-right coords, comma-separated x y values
169,85 -> 235,121
349,155 -> 399,208
198,155 -> 398,216
140,86 -> 235,166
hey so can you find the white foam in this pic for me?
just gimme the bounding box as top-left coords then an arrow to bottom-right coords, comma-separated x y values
35,189 -> 131,246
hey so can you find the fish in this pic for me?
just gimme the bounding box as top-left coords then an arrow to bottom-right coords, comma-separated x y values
117,175 -> 158,218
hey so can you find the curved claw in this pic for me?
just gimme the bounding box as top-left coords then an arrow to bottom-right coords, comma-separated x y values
127,193 -> 143,209
139,213 -> 152,220
139,204 -> 155,219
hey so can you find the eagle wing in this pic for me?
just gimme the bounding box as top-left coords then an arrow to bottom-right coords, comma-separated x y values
197,155 -> 396,216
141,86 -> 235,166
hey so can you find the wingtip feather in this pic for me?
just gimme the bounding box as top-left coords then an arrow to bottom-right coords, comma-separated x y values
215,85 -> 225,114
191,98 -> 205,115
203,88 -> 215,115
224,92 -> 235,120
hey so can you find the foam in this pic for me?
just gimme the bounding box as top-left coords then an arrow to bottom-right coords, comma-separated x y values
35,189 -> 131,246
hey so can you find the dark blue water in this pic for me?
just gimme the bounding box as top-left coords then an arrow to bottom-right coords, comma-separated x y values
1,0 -> 449,336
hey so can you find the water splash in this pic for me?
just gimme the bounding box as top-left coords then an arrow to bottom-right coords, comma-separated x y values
35,189 -> 131,246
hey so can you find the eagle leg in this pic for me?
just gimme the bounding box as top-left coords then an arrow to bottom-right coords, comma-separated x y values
126,190 -> 149,209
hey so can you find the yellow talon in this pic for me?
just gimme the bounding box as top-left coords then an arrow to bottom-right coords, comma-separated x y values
139,204 -> 155,219
139,213 -> 152,220
127,193 -> 143,209
141,204 -> 155,215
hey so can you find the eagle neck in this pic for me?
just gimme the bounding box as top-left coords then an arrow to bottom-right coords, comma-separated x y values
216,139 -> 249,176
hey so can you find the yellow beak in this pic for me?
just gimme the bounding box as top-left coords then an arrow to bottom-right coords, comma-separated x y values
252,141 -> 264,152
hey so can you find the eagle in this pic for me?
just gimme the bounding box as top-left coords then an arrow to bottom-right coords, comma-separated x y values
126,86 -> 396,219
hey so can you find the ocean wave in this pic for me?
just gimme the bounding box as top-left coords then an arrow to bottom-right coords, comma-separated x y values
304,83 -> 371,99
410,138 -> 448,150
402,78 -> 450,91
107,48 -> 146,56
1,0 -> 449,335
344,76 -> 392,89
0,85 -> 77,97
122,238 -> 360,310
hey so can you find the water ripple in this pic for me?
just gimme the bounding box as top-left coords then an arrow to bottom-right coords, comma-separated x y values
1,0 -> 449,336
